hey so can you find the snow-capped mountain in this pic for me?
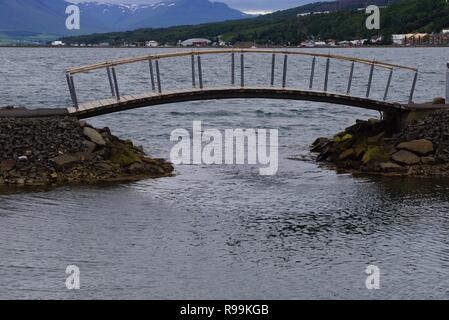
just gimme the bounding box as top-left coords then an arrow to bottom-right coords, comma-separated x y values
78,0 -> 248,30
0,0 -> 249,37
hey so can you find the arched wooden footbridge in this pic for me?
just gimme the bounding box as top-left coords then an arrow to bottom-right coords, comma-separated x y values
64,49 -> 420,119
2,49 -> 442,119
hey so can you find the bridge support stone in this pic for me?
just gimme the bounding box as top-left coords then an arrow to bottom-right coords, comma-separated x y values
384,108 -> 447,132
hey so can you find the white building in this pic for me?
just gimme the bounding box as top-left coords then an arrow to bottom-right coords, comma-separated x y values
392,34 -> 406,45
181,38 -> 211,47
146,41 -> 159,47
338,40 -> 351,46
51,41 -> 65,46
314,41 -> 327,47
350,39 -> 367,46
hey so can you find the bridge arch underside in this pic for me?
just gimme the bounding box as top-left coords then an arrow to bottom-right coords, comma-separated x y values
73,88 -> 408,119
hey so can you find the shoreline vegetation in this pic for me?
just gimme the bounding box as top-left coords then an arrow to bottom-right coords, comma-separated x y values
0,116 -> 174,187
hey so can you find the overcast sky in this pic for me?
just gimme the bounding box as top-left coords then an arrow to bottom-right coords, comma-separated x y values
70,1 -> 317,13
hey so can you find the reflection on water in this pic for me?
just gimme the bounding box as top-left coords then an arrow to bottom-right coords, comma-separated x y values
1,48 -> 449,299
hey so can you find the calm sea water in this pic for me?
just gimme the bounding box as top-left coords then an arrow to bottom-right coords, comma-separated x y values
1,47 -> 449,299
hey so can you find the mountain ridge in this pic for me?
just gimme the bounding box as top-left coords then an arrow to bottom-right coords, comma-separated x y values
0,0 -> 249,42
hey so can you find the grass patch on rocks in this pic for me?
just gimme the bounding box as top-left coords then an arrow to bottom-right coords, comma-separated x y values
311,110 -> 449,177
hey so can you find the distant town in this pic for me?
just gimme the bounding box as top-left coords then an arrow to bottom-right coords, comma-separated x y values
19,29 -> 449,49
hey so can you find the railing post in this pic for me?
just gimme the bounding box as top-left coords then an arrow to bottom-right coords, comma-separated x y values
324,57 -> 330,91
66,72 -> 78,109
198,55 -> 203,89
155,59 -> 162,94
282,54 -> 288,88
383,69 -> 393,101
149,60 -> 156,91
111,66 -> 120,100
191,54 -> 196,88
106,67 -> 116,97
240,52 -> 245,87
309,57 -> 316,89
409,70 -> 418,104
65,73 -> 73,102
231,52 -> 235,86
270,53 -> 276,87
446,62 -> 449,102
366,63 -> 375,97
347,62 -> 354,95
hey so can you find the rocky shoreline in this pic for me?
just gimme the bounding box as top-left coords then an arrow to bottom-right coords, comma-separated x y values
0,116 -> 174,187
311,110 -> 449,177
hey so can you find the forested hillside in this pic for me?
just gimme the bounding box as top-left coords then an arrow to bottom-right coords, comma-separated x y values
61,0 -> 449,46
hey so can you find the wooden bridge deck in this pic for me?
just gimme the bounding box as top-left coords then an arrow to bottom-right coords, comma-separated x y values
68,87 -> 410,119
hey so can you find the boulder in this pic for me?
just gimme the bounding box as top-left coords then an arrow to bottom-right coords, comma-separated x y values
432,97 -> 445,105
50,154 -> 80,168
311,137 -> 330,152
83,140 -> 97,154
352,139 -> 367,159
345,122 -> 364,134
397,139 -> 433,156
0,159 -> 16,172
83,127 -> 106,146
338,148 -> 355,161
392,150 -> 420,165
387,146 -> 398,155
421,156 -> 436,165
379,162 -> 406,173
361,146 -> 389,165
129,163 -> 145,172
334,133 -> 352,143
367,132 -> 385,145
96,162 -> 114,171
145,164 -> 167,175
110,145 -> 142,166
50,152 -> 93,169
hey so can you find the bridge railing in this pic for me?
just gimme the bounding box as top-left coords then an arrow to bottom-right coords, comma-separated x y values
64,49 -> 418,110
